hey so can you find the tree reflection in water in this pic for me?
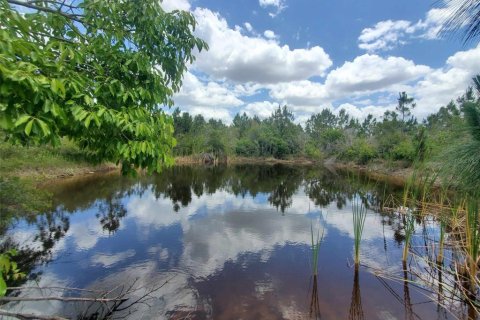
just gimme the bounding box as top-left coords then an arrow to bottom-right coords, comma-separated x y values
1,164 -> 402,302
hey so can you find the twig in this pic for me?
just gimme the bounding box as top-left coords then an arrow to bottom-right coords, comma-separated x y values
7,286 -> 104,293
0,296 -> 128,303
0,309 -> 67,320
7,0 -> 84,23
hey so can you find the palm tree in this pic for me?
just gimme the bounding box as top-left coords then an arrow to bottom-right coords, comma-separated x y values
442,0 -> 480,44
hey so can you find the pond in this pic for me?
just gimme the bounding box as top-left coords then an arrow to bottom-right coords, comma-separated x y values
1,164 -> 472,319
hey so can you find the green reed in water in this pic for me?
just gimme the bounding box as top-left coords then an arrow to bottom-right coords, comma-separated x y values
402,209 -> 415,263
352,197 -> 367,268
310,220 -> 324,276
464,197 -> 480,299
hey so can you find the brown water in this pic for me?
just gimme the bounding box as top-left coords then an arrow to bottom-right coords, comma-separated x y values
1,165 -> 471,319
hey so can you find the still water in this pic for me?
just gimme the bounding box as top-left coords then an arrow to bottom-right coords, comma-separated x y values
2,165 -> 463,319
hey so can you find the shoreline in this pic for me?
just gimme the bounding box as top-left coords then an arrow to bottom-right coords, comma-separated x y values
5,155 -> 414,188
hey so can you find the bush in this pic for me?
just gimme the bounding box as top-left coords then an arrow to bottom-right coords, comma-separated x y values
342,139 -> 377,164
391,140 -> 416,161
305,141 -> 322,159
235,139 -> 259,157
272,138 -> 290,159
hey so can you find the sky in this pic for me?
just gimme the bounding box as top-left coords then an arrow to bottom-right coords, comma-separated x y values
162,0 -> 480,124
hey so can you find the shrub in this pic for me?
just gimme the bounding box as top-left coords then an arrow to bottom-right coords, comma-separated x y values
235,139 -> 259,157
342,139 -> 377,164
391,140 -> 416,162
305,142 -> 322,159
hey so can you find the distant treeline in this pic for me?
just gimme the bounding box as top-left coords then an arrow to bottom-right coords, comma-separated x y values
172,87 -> 478,165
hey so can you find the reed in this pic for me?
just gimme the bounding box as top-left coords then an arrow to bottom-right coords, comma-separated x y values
352,197 -> 367,268
310,221 -> 324,276
402,210 -> 415,263
436,191 -> 449,265
464,197 -> 479,299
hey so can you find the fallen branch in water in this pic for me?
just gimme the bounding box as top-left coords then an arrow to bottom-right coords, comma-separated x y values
0,309 -> 67,320
1,275 -> 177,320
0,296 -> 128,303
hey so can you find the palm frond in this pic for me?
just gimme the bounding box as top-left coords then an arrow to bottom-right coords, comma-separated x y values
442,0 -> 480,44
463,102 -> 480,142
472,74 -> 480,96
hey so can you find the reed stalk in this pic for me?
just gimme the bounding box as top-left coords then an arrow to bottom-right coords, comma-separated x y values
402,210 -> 415,263
464,197 -> 479,300
352,197 -> 367,268
310,221 -> 324,276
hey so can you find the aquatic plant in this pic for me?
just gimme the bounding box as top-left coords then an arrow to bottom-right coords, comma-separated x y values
310,221 -> 325,276
352,197 -> 367,268
402,210 -> 415,263
462,197 -> 480,301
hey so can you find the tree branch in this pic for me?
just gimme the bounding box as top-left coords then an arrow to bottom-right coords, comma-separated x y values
0,296 -> 128,303
0,309 -> 67,320
7,0 -> 84,23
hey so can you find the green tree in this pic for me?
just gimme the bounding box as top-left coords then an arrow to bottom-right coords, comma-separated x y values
396,92 -> 416,123
233,112 -> 250,138
0,0 -> 207,173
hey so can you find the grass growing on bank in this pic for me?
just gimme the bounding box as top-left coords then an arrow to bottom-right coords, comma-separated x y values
0,138 -> 115,230
0,138 -> 110,181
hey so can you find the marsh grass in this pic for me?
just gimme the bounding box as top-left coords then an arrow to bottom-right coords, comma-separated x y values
352,197 -> 367,268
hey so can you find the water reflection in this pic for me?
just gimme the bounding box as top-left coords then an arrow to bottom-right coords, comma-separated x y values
309,275 -> 321,319
348,270 -> 364,320
2,165 -> 460,319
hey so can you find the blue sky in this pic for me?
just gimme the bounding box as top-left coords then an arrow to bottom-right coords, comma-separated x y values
162,0 -> 480,123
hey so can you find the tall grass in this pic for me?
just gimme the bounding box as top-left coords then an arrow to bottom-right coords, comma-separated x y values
352,197 -> 367,269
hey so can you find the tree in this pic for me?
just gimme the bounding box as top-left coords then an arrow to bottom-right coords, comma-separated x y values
0,0 -> 208,173
396,92 -> 416,123
233,112 -> 250,138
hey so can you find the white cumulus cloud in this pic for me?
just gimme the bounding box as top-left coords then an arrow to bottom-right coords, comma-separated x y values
324,54 -> 431,97
259,0 -> 286,17
160,0 -> 191,12
358,1 -> 461,52
264,29 -> 278,40
192,8 -> 332,84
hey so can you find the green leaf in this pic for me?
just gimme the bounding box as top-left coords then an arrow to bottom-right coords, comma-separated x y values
24,119 -> 34,136
14,115 -> 31,127
85,114 -> 92,128
0,277 -> 6,297
36,119 -> 51,137
51,79 -> 66,98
